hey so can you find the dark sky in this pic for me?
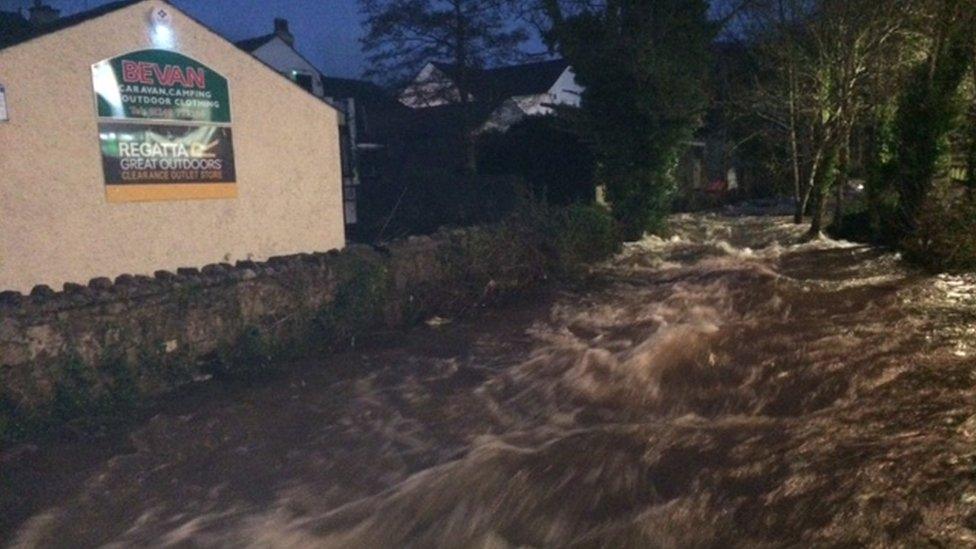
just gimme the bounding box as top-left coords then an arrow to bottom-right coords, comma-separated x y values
2,1 -> 731,79
1,0 -> 371,77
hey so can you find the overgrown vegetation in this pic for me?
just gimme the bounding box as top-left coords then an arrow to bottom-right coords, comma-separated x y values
886,13 -> 975,238
725,0 -> 976,268
428,199 -> 619,316
541,0 -> 715,240
855,1 -> 975,268
478,116 -> 596,206
313,257 -> 392,345
903,187 -> 976,271
554,203 -> 621,265
0,349 -> 143,443
208,326 -> 276,380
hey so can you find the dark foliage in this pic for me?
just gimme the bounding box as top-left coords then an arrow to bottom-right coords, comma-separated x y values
356,165 -> 520,242
548,0 -> 715,239
903,185 -> 976,271
888,21 -> 975,235
359,0 -> 528,88
477,116 -> 596,205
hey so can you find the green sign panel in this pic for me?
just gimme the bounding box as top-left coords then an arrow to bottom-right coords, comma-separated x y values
92,49 -> 231,123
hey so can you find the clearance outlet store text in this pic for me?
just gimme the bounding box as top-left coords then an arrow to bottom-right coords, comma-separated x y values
92,49 -> 236,202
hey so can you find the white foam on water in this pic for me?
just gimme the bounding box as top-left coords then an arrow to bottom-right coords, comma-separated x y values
14,204 -> 976,547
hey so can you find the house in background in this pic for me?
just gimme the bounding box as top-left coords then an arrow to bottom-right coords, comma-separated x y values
397,55 -> 730,210
0,0 -> 63,47
236,18 -> 325,97
0,10 -> 33,46
319,75 -> 415,229
399,59 -> 583,133
236,19 -> 410,233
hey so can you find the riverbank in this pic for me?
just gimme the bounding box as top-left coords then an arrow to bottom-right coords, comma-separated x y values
5,209 -> 976,546
0,203 -> 619,444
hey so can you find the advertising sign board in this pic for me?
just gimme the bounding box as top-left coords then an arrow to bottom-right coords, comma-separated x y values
91,49 -> 236,202
98,123 -> 236,202
92,49 -> 230,123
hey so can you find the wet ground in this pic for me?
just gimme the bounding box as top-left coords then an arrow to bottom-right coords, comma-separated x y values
3,210 -> 976,548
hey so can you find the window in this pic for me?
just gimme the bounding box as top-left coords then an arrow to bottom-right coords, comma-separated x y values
291,71 -> 314,93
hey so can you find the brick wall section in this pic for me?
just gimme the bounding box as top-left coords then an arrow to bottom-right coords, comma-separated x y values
0,227 -> 527,416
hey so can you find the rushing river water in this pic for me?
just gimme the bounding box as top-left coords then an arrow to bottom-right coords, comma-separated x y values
4,209 -> 976,548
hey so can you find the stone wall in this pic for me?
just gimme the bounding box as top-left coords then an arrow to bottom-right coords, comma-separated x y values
0,226 -> 548,437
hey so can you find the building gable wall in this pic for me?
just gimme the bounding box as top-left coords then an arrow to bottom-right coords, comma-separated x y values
547,66 -> 583,107
0,0 -> 344,292
249,37 -> 324,97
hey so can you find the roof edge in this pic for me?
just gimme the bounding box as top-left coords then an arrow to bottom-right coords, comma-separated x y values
0,0 -> 147,52
0,0 -> 340,115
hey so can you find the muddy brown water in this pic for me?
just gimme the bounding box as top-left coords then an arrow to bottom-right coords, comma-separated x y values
3,211 -> 976,548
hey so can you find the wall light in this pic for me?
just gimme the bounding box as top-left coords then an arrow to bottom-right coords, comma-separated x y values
149,7 -> 175,48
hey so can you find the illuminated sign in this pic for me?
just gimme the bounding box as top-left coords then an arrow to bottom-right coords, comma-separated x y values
91,49 -> 236,202
98,123 -> 236,202
92,49 -> 230,123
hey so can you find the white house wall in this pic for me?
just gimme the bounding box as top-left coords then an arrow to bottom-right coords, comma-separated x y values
249,37 -> 324,97
547,67 -> 582,107
481,71 -> 583,132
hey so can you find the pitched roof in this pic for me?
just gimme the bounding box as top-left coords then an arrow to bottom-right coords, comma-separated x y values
234,33 -> 278,52
321,76 -> 393,103
0,0 -> 143,50
320,76 -> 414,142
408,101 -> 499,138
0,0 -> 339,114
431,58 -> 570,101
0,10 -> 33,47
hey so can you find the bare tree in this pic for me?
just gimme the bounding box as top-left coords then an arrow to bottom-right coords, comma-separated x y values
361,0 -> 527,90
360,0 -> 529,172
736,0 -> 906,233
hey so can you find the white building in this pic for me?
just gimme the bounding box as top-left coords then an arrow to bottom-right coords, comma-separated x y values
235,18 -> 325,98
399,59 -> 583,132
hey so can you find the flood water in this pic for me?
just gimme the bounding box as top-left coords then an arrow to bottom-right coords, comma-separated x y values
4,209 -> 976,547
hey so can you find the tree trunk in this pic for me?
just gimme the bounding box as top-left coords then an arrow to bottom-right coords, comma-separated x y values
788,61 -> 804,224
806,144 -> 838,238
452,0 -> 478,175
809,138 -> 841,238
799,146 -> 823,225
965,74 -> 976,191
833,133 -> 851,227
808,185 -> 827,236
793,198 -> 805,225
